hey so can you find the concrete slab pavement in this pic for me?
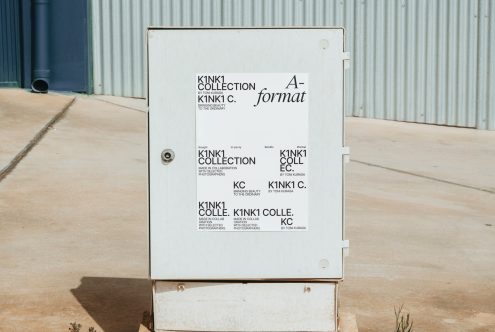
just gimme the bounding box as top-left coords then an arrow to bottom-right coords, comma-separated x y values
0,89 -> 74,179
0,91 -> 494,331
342,118 -> 495,332
341,161 -> 495,332
0,94 -> 148,331
346,117 -> 495,193
92,95 -> 148,113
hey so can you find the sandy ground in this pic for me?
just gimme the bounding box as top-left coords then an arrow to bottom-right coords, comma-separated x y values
0,90 -> 494,331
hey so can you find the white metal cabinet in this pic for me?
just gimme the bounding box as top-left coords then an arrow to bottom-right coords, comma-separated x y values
148,28 -> 347,280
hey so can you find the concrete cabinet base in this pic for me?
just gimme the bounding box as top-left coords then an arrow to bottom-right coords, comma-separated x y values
153,281 -> 337,332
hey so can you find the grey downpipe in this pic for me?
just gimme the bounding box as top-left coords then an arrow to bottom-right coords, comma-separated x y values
31,0 -> 50,93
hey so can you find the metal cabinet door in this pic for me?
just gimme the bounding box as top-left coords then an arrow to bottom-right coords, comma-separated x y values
149,28 -> 346,280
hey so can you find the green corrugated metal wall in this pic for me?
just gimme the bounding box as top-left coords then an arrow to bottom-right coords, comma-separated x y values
88,0 -> 493,130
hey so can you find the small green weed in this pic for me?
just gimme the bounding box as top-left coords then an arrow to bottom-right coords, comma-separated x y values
68,322 -> 97,332
68,322 -> 81,332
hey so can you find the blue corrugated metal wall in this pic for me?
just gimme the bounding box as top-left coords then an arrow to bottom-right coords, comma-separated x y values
49,0 -> 90,92
0,0 -> 22,87
91,0 -> 494,129
1,0 -> 91,92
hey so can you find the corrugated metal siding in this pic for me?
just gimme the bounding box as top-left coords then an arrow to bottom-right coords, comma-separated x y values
0,0 -> 22,87
477,0 -> 495,130
91,0 -> 495,129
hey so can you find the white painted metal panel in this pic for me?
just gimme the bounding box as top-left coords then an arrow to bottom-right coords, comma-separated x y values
148,28 -> 345,279
153,281 -> 337,332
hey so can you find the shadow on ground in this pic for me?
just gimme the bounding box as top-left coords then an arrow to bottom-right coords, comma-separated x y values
71,277 -> 151,332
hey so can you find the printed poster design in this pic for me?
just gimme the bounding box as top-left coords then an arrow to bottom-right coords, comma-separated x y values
196,73 -> 308,231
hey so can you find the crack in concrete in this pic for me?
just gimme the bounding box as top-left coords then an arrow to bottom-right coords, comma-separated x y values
352,159 -> 495,194
0,97 -> 76,183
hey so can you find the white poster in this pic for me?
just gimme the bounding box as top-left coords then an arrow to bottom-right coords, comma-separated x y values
196,73 -> 308,231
